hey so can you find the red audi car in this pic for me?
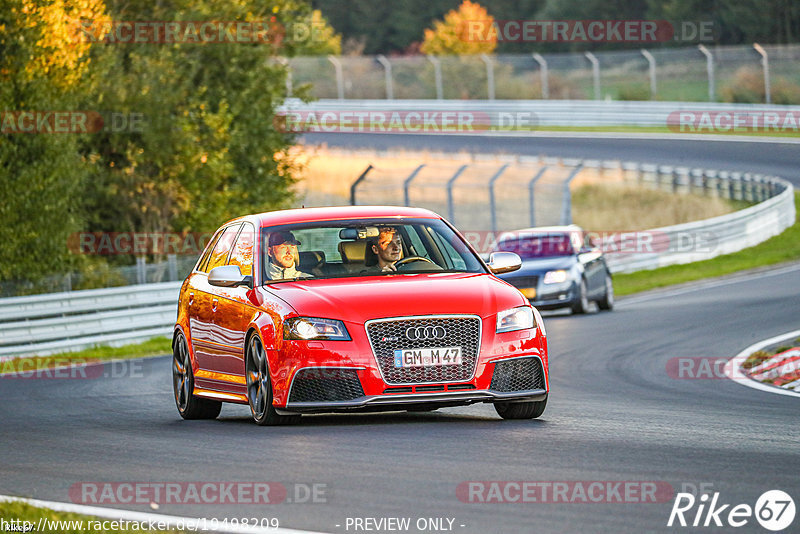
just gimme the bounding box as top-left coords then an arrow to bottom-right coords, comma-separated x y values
172,206 -> 549,425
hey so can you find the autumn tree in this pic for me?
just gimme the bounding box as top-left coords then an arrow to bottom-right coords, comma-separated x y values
0,0 -> 109,287
421,0 -> 497,55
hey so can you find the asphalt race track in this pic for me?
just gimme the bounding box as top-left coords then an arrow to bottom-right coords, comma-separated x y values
2,265 -> 799,533
1,134 -> 798,533
302,132 -> 800,187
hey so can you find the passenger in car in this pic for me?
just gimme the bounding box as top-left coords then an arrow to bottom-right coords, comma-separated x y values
365,227 -> 403,272
267,231 -> 312,280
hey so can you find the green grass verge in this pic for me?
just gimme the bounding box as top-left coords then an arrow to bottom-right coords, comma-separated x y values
0,501 -> 182,533
0,337 -> 171,374
614,192 -> 800,296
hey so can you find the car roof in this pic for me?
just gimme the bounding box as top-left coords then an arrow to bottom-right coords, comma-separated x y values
225,206 -> 442,228
501,225 -> 583,237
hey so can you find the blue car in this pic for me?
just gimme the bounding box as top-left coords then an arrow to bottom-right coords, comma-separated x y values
493,225 -> 613,314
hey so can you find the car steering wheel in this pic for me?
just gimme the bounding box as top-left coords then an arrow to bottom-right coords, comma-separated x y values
394,256 -> 435,267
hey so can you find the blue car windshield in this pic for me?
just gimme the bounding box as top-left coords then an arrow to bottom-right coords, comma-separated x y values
496,233 -> 575,258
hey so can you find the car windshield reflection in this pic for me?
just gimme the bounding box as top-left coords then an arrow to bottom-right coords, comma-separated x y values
260,218 -> 486,284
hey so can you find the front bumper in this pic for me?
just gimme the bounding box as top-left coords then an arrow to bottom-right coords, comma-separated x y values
278,388 -> 548,414
525,281 -> 578,310
279,353 -> 548,414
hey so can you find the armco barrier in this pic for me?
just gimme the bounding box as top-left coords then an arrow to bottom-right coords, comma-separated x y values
603,174 -> 795,273
0,282 -> 181,358
0,165 -> 794,359
279,99 -> 800,129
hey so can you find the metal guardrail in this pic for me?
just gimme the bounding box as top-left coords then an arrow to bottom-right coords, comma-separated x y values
280,98 -> 800,128
0,161 -> 794,359
603,172 -> 795,273
0,282 -> 181,358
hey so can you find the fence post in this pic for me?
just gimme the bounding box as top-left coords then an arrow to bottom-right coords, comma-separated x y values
584,52 -> 600,100
560,164 -> 584,225
532,53 -> 549,99
403,164 -> 426,206
427,55 -> 443,100
528,166 -> 549,227
376,55 -> 394,100
328,55 -> 345,100
753,43 -> 771,104
446,165 -> 469,223
136,257 -> 147,285
488,164 -> 510,233
277,57 -> 292,97
698,45 -> 715,102
168,254 -> 178,281
640,49 -> 657,99
350,164 -> 373,205
480,54 -> 496,100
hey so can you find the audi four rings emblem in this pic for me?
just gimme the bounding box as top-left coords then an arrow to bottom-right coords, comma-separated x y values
405,326 -> 447,340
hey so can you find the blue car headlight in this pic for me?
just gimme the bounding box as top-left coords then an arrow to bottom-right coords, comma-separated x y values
543,270 -> 568,284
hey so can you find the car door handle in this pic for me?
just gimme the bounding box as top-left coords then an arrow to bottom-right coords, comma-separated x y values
211,298 -> 218,312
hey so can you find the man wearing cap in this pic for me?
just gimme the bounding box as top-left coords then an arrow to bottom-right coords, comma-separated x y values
267,231 -> 312,280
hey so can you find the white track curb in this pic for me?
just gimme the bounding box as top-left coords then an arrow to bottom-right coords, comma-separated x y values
724,329 -> 800,398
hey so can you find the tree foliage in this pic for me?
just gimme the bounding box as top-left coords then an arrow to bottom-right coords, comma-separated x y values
420,0 -> 497,55
1,0 -> 341,288
313,0 -> 800,54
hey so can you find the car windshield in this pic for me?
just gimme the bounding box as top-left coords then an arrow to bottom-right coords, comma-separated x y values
496,233 -> 576,259
260,217 -> 486,283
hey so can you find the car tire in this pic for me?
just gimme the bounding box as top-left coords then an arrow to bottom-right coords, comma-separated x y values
494,397 -> 547,420
173,333 -> 222,420
597,272 -> 614,311
570,279 -> 589,315
246,336 -> 301,426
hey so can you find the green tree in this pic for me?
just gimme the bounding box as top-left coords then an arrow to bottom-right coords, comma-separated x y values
83,0 -> 328,249
0,0 -> 108,284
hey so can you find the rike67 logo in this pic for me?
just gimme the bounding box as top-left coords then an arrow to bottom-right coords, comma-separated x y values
668,490 -> 795,531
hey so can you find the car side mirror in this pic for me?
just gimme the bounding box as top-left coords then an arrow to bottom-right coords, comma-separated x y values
487,252 -> 522,275
208,265 -> 252,287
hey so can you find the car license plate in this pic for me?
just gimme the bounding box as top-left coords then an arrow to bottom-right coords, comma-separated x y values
520,287 -> 536,299
393,347 -> 462,368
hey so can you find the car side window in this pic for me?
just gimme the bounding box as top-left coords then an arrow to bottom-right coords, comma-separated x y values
402,226 -> 428,258
196,231 -> 222,273
205,224 -> 242,273
430,228 -> 467,270
228,223 -> 255,276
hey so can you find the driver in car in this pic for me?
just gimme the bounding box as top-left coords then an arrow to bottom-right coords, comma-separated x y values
367,227 -> 403,272
267,231 -> 312,280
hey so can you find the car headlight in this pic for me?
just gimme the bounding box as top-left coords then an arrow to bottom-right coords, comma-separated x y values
284,317 -> 351,341
543,269 -> 568,284
496,306 -> 535,333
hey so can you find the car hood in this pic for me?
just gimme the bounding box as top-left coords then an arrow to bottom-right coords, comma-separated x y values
262,272 -> 527,323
